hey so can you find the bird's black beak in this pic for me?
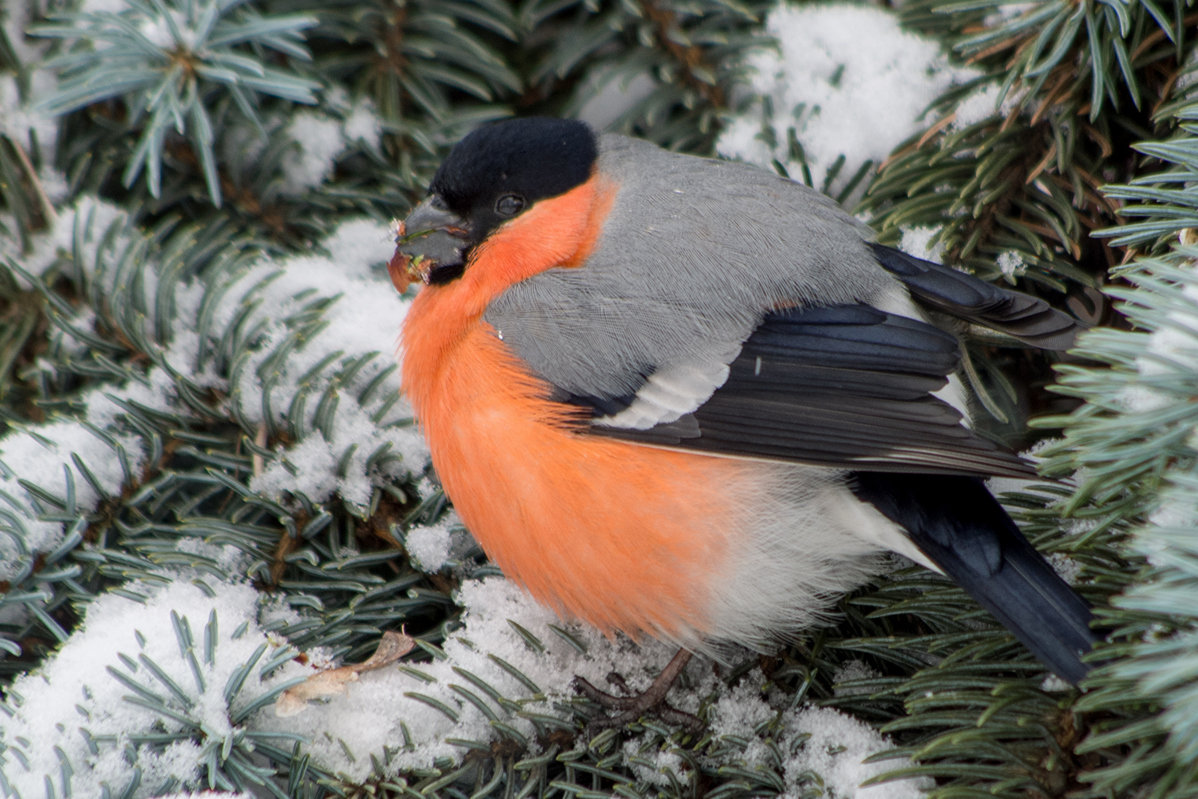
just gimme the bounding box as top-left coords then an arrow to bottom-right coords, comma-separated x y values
388,196 -> 472,291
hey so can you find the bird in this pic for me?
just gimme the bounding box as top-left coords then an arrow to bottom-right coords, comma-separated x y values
391,116 -> 1097,717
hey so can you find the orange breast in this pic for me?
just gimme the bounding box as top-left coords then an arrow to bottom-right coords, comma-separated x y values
406,320 -> 743,639
400,176 -> 747,642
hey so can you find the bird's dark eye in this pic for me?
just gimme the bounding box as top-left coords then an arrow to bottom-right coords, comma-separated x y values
495,193 -> 525,217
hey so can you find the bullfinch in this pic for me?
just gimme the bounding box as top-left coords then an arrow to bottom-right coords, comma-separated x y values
392,117 -> 1096,702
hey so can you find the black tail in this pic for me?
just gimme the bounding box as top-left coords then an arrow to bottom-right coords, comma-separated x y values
850,472 -> 1097,684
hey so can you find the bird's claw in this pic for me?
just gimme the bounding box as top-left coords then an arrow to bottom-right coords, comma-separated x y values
571,649 -> 703,733
573,674 -> 703,732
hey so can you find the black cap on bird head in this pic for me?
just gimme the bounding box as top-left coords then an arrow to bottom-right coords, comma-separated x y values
392,118 -> 598,287
431,117 -> 597,219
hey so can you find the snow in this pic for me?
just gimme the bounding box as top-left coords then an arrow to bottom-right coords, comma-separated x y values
1122,275 -> 1198,413
0,576 -> 307,798
710,676 -> 778,738
1,1 -> 54,80
622,736 -> 688,787
1149,494 -> 1198,532
1040,674 -> 1072,692
950,81 -> 1026,132
137,7 -> 199,50
1,209 -> 422,577
718,3 -> 978,199
784,706 -> 929,798
255,577 -> 688,779
250,433 -> 340,504
0,73 -> 59,154
250,577 -> 930,794
897,228 -> 1029,288
79,0 -> 130,13
342,98 -> 384,146
997,250 -> 1027,279
898,226 -> 947,262
983,2 -> 1038,27
282,112 -> 346,194
281,103 -> 384,195
0,196 -> 129,286
1047,552 -> 1083,586
705,670 -> 929,797
1140,281 -> 1198,377
212,217 -> 428,509
404,516 -> 456,572
833,659 -> 881,696
0,413 -> 145,580
1141,472 -> 1198,569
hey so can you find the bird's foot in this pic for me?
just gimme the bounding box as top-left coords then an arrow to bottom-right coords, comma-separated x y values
572,648 -> 703,732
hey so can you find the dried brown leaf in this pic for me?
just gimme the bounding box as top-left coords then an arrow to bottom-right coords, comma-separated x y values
275,630 -> 416,717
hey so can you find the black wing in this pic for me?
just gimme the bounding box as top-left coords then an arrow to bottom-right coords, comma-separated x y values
869,244 -> 1081,350
586,303 -> 1035,478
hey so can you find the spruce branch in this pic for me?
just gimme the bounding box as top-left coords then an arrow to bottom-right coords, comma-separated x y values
863,74 -> 1124,291
523,0 -> 769,152
0,136 -> 56,254
867,0 -> 1189,300
639,0 -> 727,110
1097,126 -> 1198,248
1034,64 -> 1198,797
293,0 -> 522,196
950,0 -> 1190,119
33,0 -> 320,205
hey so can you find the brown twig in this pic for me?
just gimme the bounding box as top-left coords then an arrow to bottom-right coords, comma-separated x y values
640,0 -> 725,109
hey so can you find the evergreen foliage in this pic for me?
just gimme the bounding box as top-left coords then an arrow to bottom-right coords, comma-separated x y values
0,0 -> 1194,796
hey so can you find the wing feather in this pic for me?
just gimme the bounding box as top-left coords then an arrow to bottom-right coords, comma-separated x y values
869,244 -> 1082,350
587,304 -> 1035,478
